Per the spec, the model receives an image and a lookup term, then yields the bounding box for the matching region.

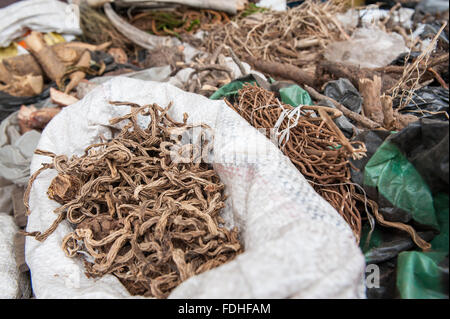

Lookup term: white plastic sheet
[324,26,408,69]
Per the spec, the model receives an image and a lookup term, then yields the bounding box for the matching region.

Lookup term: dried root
[205,0,348,71]
[23,102,242,298]
[227,84,431,250]
[227,84,365,241]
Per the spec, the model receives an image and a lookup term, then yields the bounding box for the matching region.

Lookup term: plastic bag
[416,0,449,14]
[320,78,363,137]
[389,51,422,66]
[257,0,287,11]
[394,87,449,121]
[324,27,408,68]
[279,84,313,107]
[324,78,363,114]
[352,121,449,299]
[397,251,448,299]
[336,7,415,30]
[25,78,366,298]
[351,119,448,225]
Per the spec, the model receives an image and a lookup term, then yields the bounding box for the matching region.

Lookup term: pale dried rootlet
[23,102,243,298]
[205,0,349,72]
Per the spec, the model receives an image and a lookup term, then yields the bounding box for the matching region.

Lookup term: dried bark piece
[394,112,419,130]
[244,55,315,87]
[359,75,384,125]
[107,47,127,64]
[18,105,37,134]
[27,108,61,130]
[64,50,91,94]
[0,74,43,97]
[0,41,110,86]
[381,94,395,130]
[48,174,82,205]
[24,31,66,87]
[50,88,79,106]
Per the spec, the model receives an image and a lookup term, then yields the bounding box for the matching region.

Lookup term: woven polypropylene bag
[25,78,366,298]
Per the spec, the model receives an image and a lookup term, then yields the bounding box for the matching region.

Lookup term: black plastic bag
[394,87,449,121]
[389,51,422,66]
[324,78,363,114]
[0,85,53,122]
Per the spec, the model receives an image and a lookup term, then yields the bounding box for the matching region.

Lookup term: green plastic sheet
[279,85,313,107]
[210,78,313,109]
[362,137,448,299]
[209,79,256,100]
[397,251,448,299]
[364,141,439,229]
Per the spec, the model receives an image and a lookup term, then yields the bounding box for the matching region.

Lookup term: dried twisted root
[23,102,242,298]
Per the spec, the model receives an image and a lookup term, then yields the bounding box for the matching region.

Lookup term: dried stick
[359,76,384,125]
[24,31,66,87]
[304,85,382,129]
[244,55,315,87]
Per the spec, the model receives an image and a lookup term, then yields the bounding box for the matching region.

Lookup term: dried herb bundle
[226,84,365,240]
[226,84,433,251]
[23,102,242,298]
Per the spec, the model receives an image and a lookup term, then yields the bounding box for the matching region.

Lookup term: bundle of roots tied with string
[23,102,242,298]
[226,83,431,250]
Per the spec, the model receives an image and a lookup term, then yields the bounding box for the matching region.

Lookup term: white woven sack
[0,0,82,47]
[25,78,366,298]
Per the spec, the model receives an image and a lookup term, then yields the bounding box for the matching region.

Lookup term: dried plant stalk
[23,102,242,298]
[389,22,448,109]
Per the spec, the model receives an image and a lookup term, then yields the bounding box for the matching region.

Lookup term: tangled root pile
[24,102,242,298]
[226,84,366,241]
